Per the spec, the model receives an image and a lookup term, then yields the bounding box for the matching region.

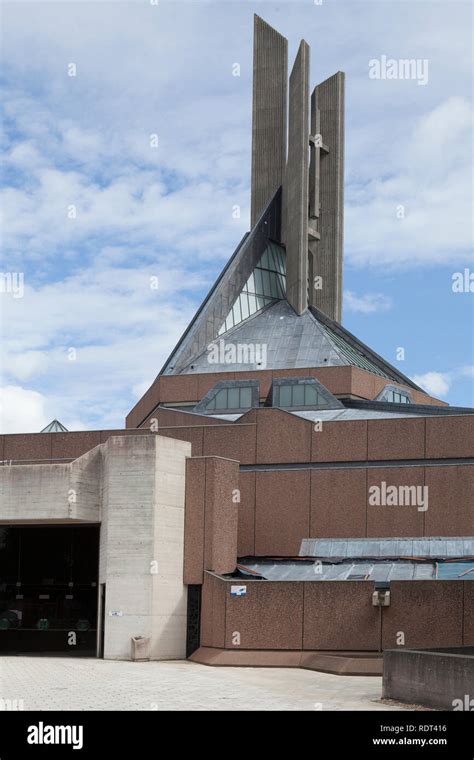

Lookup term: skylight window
[218,242,286,335]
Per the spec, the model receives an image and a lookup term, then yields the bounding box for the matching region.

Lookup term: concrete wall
[3,410,472,557]
[0,446,102,523]
[200,575,474,652]
[100,435,191,660]
[184,456,239,584]
[383,649,474,709]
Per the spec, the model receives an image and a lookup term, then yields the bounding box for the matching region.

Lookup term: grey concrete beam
[250,15,288,228]
[309,72,345,322]
[283,40,310,315]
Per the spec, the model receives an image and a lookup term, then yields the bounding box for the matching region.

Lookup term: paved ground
[0,657,409,711]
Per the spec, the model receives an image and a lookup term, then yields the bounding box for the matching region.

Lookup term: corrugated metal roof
[235,559,474,581]
[299,537,474,559]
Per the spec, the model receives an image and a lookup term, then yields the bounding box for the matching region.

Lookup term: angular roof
[172,297,420,389]
[40,419,68,433]
[299,537,474,560]
[233,558,474,582]
[158,186,421,390]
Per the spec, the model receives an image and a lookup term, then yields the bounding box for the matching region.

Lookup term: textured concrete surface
[200,575,472,654]
[367,418,425,461]
[310,468,367,537]
[224,582,304,650]
[283,40,310,315]
[251,15,287,227]
[425,415,474,458]
[100,435,191,661]
[366,466,425,538]
[311,418,368,461]
[255,469,310,555]
[425,465,474,536]
[383,649,474,710]
[310,73,345,321]
[0,656,407,711]
[382,582,465,650]
[0,449,101,523]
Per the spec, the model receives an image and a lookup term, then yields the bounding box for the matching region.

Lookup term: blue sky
[1,0,473,433]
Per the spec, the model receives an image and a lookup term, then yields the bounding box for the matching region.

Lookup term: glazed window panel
[227,387,240,409]
[292,384,305,406]
[214,389,228,409]
[239,387,252,408]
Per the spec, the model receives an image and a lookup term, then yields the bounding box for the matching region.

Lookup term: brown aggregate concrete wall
[3,414,473,554]
[256,409,311,463]
[238,471,256,556]
[200,572,226,648]
[225,582,304,649]
[183,456,239,585]
[424,466,474,536]
[426,416,474,458]
[366,467,426,538]
[203,423,256,465]
[200,574,474,653]
[312,419,367,461]
[382,582,466,650]
[125,366,442,429]
[303,582,379,651]
[3,428,150,465]
[255,470,310,555]
[7,405,464,470]
[464,583,474,643]
[310,468,367,537]
[367,418,425,460]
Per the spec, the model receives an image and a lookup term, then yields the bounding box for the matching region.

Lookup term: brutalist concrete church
[1,16,473,673]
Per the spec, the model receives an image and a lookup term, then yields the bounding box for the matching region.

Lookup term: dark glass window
[275,382,328,408]
[204,385,254,412]
[0,525,99,655]
[385,389,411,404]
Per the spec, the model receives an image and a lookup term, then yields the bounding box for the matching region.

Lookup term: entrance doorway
[0,525,99,655]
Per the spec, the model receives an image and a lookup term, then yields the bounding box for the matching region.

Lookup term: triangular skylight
[40,419,68,433]
[218,242,286,335]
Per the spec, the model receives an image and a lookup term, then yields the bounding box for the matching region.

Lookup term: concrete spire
[250,15,288,227]
[282,40,310,315]
[309,72,345,322]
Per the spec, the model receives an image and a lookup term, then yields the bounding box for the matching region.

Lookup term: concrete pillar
[309,72,345,322]
[99,435,191,660]
[283,40,310,315]
[250,15,288,228]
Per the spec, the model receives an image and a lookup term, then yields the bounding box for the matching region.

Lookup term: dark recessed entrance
[0,525,99,655]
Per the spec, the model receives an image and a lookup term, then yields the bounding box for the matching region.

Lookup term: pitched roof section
[172,297,421,390]
[40,419,68,433]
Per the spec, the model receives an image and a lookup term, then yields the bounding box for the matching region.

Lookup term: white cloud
[0,386,49,434]
[344,290,392,314]
[345,96,473,269]
[412,372,451,398]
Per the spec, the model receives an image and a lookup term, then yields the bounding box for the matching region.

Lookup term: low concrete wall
[383,648,474,710]
[200,574,474,653]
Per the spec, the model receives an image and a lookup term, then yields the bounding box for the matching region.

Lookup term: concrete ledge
[383,648,474,709]
[189,647,382,675]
